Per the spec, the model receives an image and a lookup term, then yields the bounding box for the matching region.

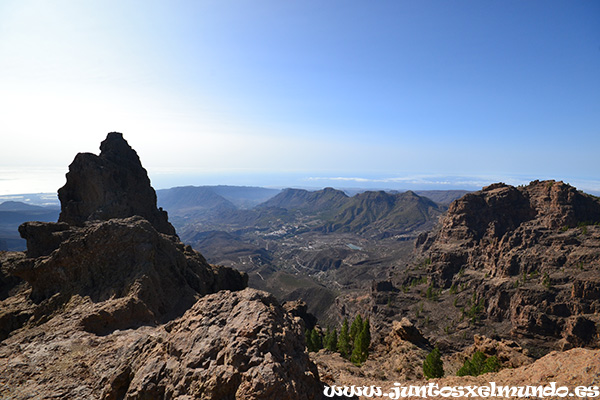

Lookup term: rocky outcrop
[57,132,176,236]
[0,289,322,400]
[458,335,532,369]
[283,300,318,331]
[0,132,324,399]
[415,180,600,351]
[11,216,247,333]
[389,317,429,347]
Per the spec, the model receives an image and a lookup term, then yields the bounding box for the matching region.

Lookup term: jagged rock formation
[444,334,532,374]
[58,132,176,236]
[415,180,600,350]
[12,216,246,334]
[0,289,322,399]
[0,288,322,399]
[0,132,324,399]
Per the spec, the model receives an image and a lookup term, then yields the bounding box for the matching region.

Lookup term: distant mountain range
[0,185,466,252]
[323,190,442,236]
[258,187,444,237]
[156,185,467,239]
[258,187,349,215]
[156,185,281,215]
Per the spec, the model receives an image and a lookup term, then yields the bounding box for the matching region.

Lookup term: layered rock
[415,180,600,350]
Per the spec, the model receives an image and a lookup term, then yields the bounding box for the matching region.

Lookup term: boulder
[390,317,429,347]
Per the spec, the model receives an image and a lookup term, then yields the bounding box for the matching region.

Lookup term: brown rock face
[415,180,600,351]
[283,300,318,330]
[10,216,247,333]
[0,289,323,400]
[104,289,322,400]
[390,317,429,347]
[57,132,176,236]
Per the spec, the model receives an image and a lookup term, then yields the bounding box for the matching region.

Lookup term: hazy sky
[1,0,599,195]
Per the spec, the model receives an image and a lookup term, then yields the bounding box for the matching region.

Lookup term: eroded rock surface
[58,132,176,236]
[415,180,600,350]
[0,289,322,400]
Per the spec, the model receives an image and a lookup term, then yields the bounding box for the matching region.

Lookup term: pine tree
[349,314,363,343]
[337,318,351,358]
[363,318,371,354]
[325,327,338,352]
[311,328,323,351]
[305,329,314,352]
[423,347,444,379]
[324,326,332,350]
[350,319,371,365]
[482,356,501,374]
[457,351,501,376]
[350,329,365,365]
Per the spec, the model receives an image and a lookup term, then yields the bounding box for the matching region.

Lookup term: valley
[156,185,453,323]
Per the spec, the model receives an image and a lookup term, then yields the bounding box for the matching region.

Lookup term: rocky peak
[9,132,248,334]
[523,180,600,229]
[58,132,176,236]
[429,180,600,245]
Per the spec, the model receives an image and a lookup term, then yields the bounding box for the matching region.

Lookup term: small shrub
[457,351,501,376]
[465,293,485,324]
[542,272,551,289]
[425,284,440,301]
[449,283,458,295]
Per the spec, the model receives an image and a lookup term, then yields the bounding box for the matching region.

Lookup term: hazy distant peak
[0,200,45,212]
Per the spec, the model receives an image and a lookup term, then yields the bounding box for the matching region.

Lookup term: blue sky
[1,0,599,195]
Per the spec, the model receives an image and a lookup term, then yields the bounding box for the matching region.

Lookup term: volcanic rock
[415,180,600,350]
[57,132,176,236]
[283,299,318,330]
[390,317,429,347]
[455,335,532,370]
[0,289,322,400]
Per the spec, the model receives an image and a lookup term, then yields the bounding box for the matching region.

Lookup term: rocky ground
[326,181,600,356]
[312,320,600,399]
[313,347,600,399]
